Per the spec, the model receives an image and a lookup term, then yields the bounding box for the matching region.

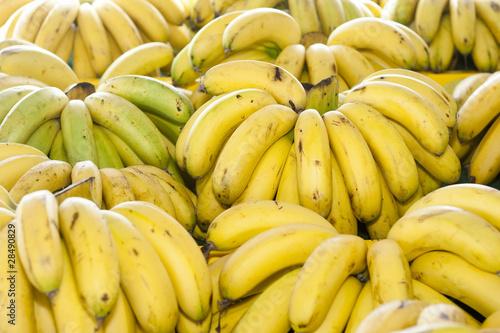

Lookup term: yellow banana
[48,129,68,162]
[416,162,442,196]
[0,207,15,229]
[177,309,212,333]
[25,118,61,156]
[72,26,98,80]
[468,115,500,185]
[102,288,136,333]
[380,0,418,25]
[449,0,476,55]
[99,167,135,209]
[413,0,449,43]
[288,0,322,35]
[275,43,306,79]
[12,0,57,43]
[54,22,76,64]
[329,44,375,87]
[92,124,125,169]
[33,288,56,333]
[475,0,500,44]
[0,0,32,27]
[97,126,145,167]
[54,176,98,206]
[147,0,187,26]
[471,17,499,72]
[428,14,455,73]
[390,21,430,71]
[452,72,492,110]
[0,84,40,124]
[482,310,500,329]
[71,160,102,208]
[275,142,300,205]
[315,0,346,36]
[0,154,50,191]
[190,0,215,29]
[344,280,374,333]
[394,184,424,217]
[305,43,337,86]
[209,294,260,333]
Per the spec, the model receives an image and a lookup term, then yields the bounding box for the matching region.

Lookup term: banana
[0,86,68,144]
[468,114,500,185]
[54,176,98,206]
[25,118,61,156]
[200,60,307,112]
[329,44,375,87]
[0,3,30,40]
[0,0,32,27]
[97,126,145,167]
[355,299,429,333]
[0,142,47,162]
[288,0,322,35]
[449,0,475,55]
[84,91,168,169]
[93,124,125,169]
[145,112,183,144]
[51,239,102,332]
[9,159,72,203]
[212,104,298,206]
[410,250,500,318]
[0,207,15,228]
[0,154,50,194]
[390,21,430,71]
[339,101,419,202]
[0,45,78,91]
[147,0,187,26]
[390,121,461,185]
[15,189,62,296]
[315,0,346,36]
[452,72,492,110]
[171,45,205,88]
[101,287,135,333]
[471,18,499,72]
[101,210,178,332]
[208,254,231,312]
[209,294,260,333]
[388,205,500,274]
[341,0,365,20]
[380,0,418,25]
[395,184,424,217]
[305,43,337,86]
[0,84,40,124]
[218,223,339,301]
[475,0,500,44]
[416,162,442,196]
[323,109,382,223]
[99,168,135,209]
[367,238,413,307]
[305,75,339,115]
[97,75,194,125]
[48,129,67,162]
[109,0,169,42]
[482,310,500,329]
[417,303,470,326]
[60,99,98,167]
[92,0,143,54]
[363,73,456,129]
[221,8,302,53]
[177,309,212,333]
[12,0,57,43]
[54,22,76,64]
[0,74,48,92]
[232,268,301,332]
[343,80,449,156]
[110,200,212,322]
[204,199,337,254]
[166,21,191,54]
[33,0,79,53]
[413,0,449,43]
[326,17,416,69]
[231,131,292,206]
[428,13,455,73]
[294,108,332,217]
[190,0,215,29]
[344,280,374,333]
[274,142,300,205]
[72,26,98,80]
[71,160,102,208]
[33,288,57,333]
[289,234,368,332]
[59,197,120,321]
[275,43,306,79]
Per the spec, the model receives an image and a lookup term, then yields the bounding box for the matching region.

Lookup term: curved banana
[0,0,32,27]
[71,160,102,208]
[58,197,120,320]
[0,154,50,191]
[413,0,449,43]
[288,0,322,35]
[211,104,298,206]
[0,84,40,123]
[0,142,47,162]
[25,118,61,156]
[111,200,212,322]
[416,163,442,196]
[54,22,76,64]
[344,80,449,156]
[452,72,492,110]
[218,223,338,301]
[209,294,260,333]
[102,210,178,332]
[482,310,500,329]
[221,8,301,53]
[147,0,187,26]
[329,44,375,87]
[92,124,125,169]
[339,101,419,202]
[199,60,307,112]
[12,0,57,43]
[97,126,145,167]
[98,42,174,84]
[468,115,500,185]
[367,238,413,307]
[344,280,374,333]
[190,0,215,29]
[275,43,306,80]
[99,167,135,209]
[275,141,300,204]
[390,21,430,71]
[323,109,382,223]
[289,234,368,332]
[295,108,332,217]
[0,3,30,40]
[315,0,346,36]
[72,27,98,80]
[380,0,418,25]
[0,45,78,90]
[341,0,365,21]
[306,43,338,85]
[417,303,469,326]
[177,309,212,333]
[449,0,476,55]
[101,288,135,333]
[475,0,500,44]
[471,18,499,72]
[32,288,57,333]
[48,129,67,162]
[410,250,500,318]
[387,205,500,273]
[428,14,455,73]
[204,199,337,254]
[0,207,15,229]
[326,17,416,69]
[395,184,424,217]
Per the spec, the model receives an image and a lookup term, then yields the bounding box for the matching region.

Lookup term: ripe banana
[71,160,103,208]
[222,8,301,53]
[475,0,500,44]
[32,288,57,333]
[177,309,212,333]
[204,199,337,254]
[289,234,368,332]
[471,18,499,72]
[428,14,455,73]
[343,80,449,156]
[0,207,15,229]
[410,250,500,318]
[12,0,57,43]
[344,280,374,333]
[323,109,382,223]
[0,0,32,27]
[329,44,375,87]
[16,190,62,296]
[413,0,449,43]
[101,288,136,333]
[0,84,40,123]
[326,17,416,69]
[199,60,307,112]
[99,167,135,209]
[98,42,174,84]
[72,27,98,80]
[97,126,145,167]
[93,124,125,169]
[288,0,322,35]
[449,0,476,55]
[416,163,442,196]
[48,129,67,162]
[468,115,500,185]
[54,22,76,64]
[25,118,61,156]
[211,103,297,206]
[97,75,194,125]
[390,21,430,71]
[209,294,260,333]
[111,200,212,322]
[218,223,339,301]
[274,43,306,80]
[84,91,168,168]
[380,0,418,25]
[102,210,178,332]
[452,72,492,110]
[54,176,97,206]
[388,205,500,274]
[339,101,419,202]
[315,0,346,36]
[0,154,50,191]
[306,43,338,85]
[275,142,300,205]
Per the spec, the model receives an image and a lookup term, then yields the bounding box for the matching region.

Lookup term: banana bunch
[381,0,500,72]
[0,186,211,332]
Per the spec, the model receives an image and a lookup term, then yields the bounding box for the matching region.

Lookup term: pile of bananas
[380,0,500,72]
[0,75,193,175]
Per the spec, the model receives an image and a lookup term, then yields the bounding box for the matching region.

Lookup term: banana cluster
[205,184,500,332]
[0,0,189,81]
[380,0,500,72]
[0,186,211,332]
[0,74,194,173]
